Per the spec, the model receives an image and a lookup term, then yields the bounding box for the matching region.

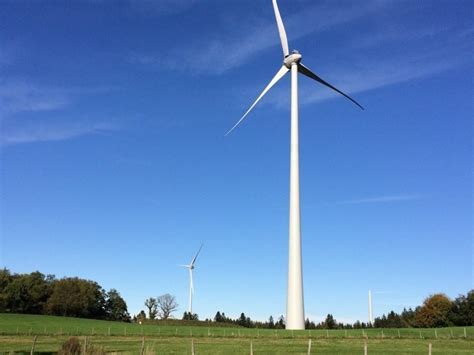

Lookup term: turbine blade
[298,63,364,110]
[190,243,203,266]
[272,0,289,57]
[225,65,289,135]
[178,264,190,268]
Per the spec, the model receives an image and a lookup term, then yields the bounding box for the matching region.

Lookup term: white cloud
[129,0,197,16]
[130,0,385,75]
[1,121,116,145]
[338,195,422,205]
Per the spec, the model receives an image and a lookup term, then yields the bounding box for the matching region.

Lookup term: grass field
[1,314,473,353]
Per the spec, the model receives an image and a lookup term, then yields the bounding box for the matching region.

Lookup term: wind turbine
[180,244,203,315]
[226,0,363,330]
[368,290,373,325]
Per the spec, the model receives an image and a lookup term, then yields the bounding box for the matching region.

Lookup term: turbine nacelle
[284,50,302,68]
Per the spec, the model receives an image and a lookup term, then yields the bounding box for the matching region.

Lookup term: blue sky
[1,0,472,324]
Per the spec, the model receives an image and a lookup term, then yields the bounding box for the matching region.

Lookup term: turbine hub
[284,50,302,68]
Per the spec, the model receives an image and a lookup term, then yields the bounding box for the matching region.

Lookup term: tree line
[0,269,130,321]
[372,292,473,328]
[136,291,473,329]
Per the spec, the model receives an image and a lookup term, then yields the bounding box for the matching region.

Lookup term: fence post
[307,339,312,355]
[381,330,384,339]
[345,329,347,338]
[464,327,467,338]
[208,328,210,337]
[108,327,110,336]
[250,341,253,355]
[326,330,328,338]
[435,329,437,339]
[191,339,195,355]
[419,330,422,339]
[30,335,37,355]
[175,328,178,336]
[83,336,88,354]
[398,329,400,338]
[364,339,367,355]
[450,328,453,338]
[140,337,145,355]
[428,343,432,355]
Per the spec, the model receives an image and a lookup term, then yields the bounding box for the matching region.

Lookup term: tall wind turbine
[368,290,373,325]
[180,244,203,314]
[226,0,363,330]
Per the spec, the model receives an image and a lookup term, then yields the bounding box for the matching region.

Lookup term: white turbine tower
[180,244,203,314]
[368,290,373,325]
[226,0,363,330]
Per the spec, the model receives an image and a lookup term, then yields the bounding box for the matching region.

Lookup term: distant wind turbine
[368,290,373,325]
[179,244,203,314]
[226,0,363,330]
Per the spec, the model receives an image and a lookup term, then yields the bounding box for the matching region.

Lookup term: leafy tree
[448,290,474,326]
[144,297,158,320]
[105,289,130,322]
[4,271,53,314]
[415,294,452,327]
[45,278,106,319]
[156,294,178,319]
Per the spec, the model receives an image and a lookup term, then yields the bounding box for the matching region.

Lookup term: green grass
[0,314,473,353]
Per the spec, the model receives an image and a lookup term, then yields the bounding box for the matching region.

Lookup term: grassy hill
[1,313,473,353]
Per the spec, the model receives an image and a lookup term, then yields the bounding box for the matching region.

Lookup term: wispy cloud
[1,121,116,146]
[129,0,197,16]
[0,79,116,117]
[130,0,385,75]
[337,194,423,205]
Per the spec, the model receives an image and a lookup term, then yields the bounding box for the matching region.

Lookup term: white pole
[428,343,432,355]
[286,61,305,330]
[188,268,193,314]
[307,339,312,355]
[368,290,373,325]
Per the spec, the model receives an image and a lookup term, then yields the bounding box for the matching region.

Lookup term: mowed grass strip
[1,336,474,354]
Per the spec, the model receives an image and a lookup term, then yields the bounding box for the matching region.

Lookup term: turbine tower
[226,0,363,330]
[180,244,203,314]
[368,290,373,325]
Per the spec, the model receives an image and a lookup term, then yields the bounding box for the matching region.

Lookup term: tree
[401,307,417,327]
[105,289,130,322]
[448,290,474,326]
[415,294,452,327]
[238,313,247,327]
[183,312,199,321]
[137,310,147,323]
[324,314,336,329]
[276,315,285,329]
[268,316,275,329]
[144,297,158,320]
[214,311,223,322]
[156,294,178,319]
[3,271,53,314]
[45,278,106,319]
